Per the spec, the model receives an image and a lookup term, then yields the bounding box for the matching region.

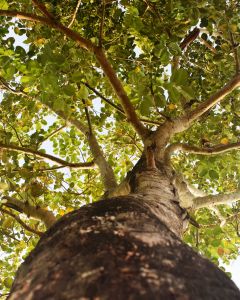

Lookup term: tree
[0,0,240,298]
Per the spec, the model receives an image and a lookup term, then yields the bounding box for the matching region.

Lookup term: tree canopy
[0,0,240,296]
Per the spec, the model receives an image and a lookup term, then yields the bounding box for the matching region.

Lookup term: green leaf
[78,85,89,99]
[63,85,76,96]
[209,170,219,180]
[171,69,189,85]
[199,168,208,177]
[0,0,8,9]
[168,42,181,55]
[139,96,153,116]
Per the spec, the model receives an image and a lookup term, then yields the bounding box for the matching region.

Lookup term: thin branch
[99,0,105,47]
[82,99,92,135]
[7,123,24,147]
[83,82,162,125]
[229,31,240,74]
[68,0,81,28]
[39,124,66,144]
[0,207,43,236]
[199,37,217,54]
[2,196,56,228]
[164,141,240,164]
[173,74,240,133]
[32,0,55,20]
[193,190,240,210]
[0,142,95,169]
[0,76,26,95]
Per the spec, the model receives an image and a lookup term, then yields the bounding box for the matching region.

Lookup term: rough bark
[7,170,240,300]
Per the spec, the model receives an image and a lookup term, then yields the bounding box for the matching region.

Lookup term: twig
[199,37,217,54]
[229,31,240,74]
[7,123,24,147]
[39,124,66,144]
[0,207,43,236]
[68,0,81,28]
[99,0,105,47]
[82,99,92,135]
[0,76,26,95]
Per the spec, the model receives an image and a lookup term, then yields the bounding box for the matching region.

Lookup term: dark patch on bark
[8,195,240,300]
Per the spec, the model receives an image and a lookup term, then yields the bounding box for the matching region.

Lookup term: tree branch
[2,196,56,228]
[0,142,95,169]
[193,190,240,210]
[173,74,240,133]
[94,47,150,140]
[0,207,43,236]
[164,141,240,164]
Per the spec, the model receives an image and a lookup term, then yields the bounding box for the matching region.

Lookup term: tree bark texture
[7,170,240,300]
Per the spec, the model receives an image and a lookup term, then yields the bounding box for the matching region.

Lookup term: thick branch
[2,196,56,228]
[0,142,95,169]
[165,141,240,164]
[0,10,94,50]
[173,74,240,133]
[46,106,118,192]
[94,47,150,140]
[193,191,240,210]
[0,207,43,236]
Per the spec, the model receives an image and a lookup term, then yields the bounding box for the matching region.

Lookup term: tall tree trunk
[8,170,240,300]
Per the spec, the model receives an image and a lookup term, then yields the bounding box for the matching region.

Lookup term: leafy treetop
[0,0,240,295]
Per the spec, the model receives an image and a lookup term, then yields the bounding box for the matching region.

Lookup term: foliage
[0,0,240,296]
